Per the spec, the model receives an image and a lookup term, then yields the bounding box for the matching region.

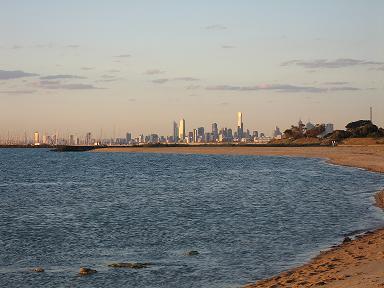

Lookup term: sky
[0,0,383,139]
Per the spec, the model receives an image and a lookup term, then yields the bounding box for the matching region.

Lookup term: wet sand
[93,145,384,287]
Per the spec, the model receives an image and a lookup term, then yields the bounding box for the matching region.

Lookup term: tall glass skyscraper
[178,118,185,142]
[237,112,243,139]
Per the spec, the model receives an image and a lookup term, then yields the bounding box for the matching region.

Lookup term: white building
[178,118,185,142]
[34,131,40,145]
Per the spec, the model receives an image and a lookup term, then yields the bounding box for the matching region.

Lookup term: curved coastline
[92,145,384,287]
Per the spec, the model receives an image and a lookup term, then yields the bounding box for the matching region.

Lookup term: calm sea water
[0,149,383,288]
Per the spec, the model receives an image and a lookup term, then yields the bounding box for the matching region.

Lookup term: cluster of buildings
[12,112,333,146]
[170,113,272,144]
[28,112,273,146]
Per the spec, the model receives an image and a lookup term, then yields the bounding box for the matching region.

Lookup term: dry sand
[93,145,384,287]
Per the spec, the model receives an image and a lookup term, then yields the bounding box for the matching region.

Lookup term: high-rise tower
[237,112,243,139]
[173,121,179,142]
[178,118,185,142]
[212,123,218,142]
[33,131,40,145]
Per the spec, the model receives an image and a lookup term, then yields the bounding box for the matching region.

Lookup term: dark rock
[31,267,44,273]
[185,250,199,256]
[343,236,352,244]
[108,262,151,269]
[79,267,97,276]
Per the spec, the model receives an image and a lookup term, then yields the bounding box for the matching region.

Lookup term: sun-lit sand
[93,144,384,287]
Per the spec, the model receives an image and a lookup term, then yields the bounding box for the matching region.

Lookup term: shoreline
[93,145,384,287]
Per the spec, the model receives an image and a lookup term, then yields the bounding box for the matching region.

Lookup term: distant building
[197,127,204,142]
[85,132,92,145]
[325,123,334,134]
[126,132,132,143]
[187,131,193,143]
[237,112,243,139]
[69,135,75,145]
[205,132,211,142]
[193,129,198,142]
[173,121,178,142]
[33,131,39,145]
[227,128,233,141]
[306,121,315,130]
[273,126,282,138]
[149,134,159,143]
[179,118,185,142]
[212,123,218,142]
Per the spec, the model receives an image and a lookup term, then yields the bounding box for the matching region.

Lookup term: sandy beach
[93,144,384,287]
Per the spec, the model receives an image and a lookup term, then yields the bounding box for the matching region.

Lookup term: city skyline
[0,1,383,137]
[2,111,339,146]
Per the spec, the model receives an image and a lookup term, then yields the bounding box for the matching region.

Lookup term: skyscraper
[237,112,243,139]
[193,129,198,143]
[178,118,185,142]
[173,121,178,142]
[212,123,218,142]
[197,127,204,142]
[126,132,132,143]
[85,132,92,145]
[33,131,39,145]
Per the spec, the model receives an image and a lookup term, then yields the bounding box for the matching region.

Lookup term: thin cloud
[186,84,201,90]
[204,24,227,30]
[282,58,384,69]
[0,89,36,94]
[100,74,115,79]
[144,69,165,75]
[152,77,200,84]
[107,69,120,73]
[96,75,122,82]
[206,83,361,93]
[173,77,199,81]
[114,54,131,58]
[66,45,80,48]
[40,80,60,85]
[59,83,103,90]
[329,86,360,91]
[323,81,349,85]
[34,43,54,49]
[38,81,103,90]
[152,78,169,84]
[0,70,38,80]
[40,74,86,80]
[221,45,235,49]
[81,67,94,70]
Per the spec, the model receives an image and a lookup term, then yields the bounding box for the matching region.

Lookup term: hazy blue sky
[0,0,383,138]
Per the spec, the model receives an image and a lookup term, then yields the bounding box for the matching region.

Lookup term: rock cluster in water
[185,250,199,256]
[79,267,97,276]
